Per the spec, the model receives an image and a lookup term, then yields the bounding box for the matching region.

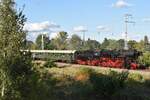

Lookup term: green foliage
[128,40,137,50]
[77,67,94,75]
[126,73,149,90]
[128,73,143,82]
[25,68,58,100]
[126,73,144,87]
[144,36,149,46]
[101,38,110,49]
[20,66,150,100]
[112,87,150,100]
[83,38,100,50]
[90,70,128,99]
[100,38,124,50]
[138,51,150,67]
[69,34,82,50]
[143,35,150,51]
[44,60,57,68]
[0,0,34,99]
[134,40,145,51]
[106,39,118,50]
[35,34,51,50]
[53,76,93,100]
[75,68,94,81]
[117,39,125,50]
[144,80,150,88]
[52,31,68,50]
[25,40,36,50]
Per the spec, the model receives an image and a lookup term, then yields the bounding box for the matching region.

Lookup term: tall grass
[20,66,150,100]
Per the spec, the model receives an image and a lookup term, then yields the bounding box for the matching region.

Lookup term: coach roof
[23,50,77,54]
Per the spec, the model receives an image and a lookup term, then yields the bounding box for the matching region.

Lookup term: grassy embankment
[33,63,150,100]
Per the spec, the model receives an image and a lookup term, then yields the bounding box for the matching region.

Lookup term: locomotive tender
[26,49,142,69]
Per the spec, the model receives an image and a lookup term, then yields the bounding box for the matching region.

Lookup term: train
[23,49,142,69]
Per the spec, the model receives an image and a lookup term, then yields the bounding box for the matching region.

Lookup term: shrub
[89,70,128,99]
[64,81,93,100]
[126,73,144,87]
[128,73,144,82]
[144,80,150,88]
[112,87,150,100]
[27,70,57,100]
[44,60,57,68]
[138,51,150,68]
[75,67,94,81]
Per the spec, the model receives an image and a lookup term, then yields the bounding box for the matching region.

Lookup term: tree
[35,34,51,50]
[52,31,68,50]
[25,40,36,49]
[83,38,100,50]
[0,0,33,99]
[101,38,119,50]
[144,35,150,51]
[134,40,145,51]
[144,35,149,45]
[105,39,118,50]
[138,51,150,67]
[117,39,125,50]
[69,34,82,50]
[101,38,110,49]
[128,40,137,50]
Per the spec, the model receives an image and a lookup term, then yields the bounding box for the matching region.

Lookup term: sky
[16,0,150,42]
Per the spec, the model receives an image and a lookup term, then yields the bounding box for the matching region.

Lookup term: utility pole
[124,14,135,50]
[82,31,86,46]
[41,32,48,50]
[83,32,85,42]
[41,34,44,50]
[97,32,101,42]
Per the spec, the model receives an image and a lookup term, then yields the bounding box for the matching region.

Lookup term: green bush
[128,73,143,82]
[89,70,128,99]
[144,80,150,88]
[76,67,94,76]
[126,73,144,87]
[138,51,150,68]
[44,60,57,68]
[62,81,93,100]
[27,70,58,100]
[75,67,94,82]
[112,87,150,100]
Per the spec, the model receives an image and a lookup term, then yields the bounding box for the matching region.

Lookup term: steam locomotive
[26,49,142,69]
[75,50,142,69]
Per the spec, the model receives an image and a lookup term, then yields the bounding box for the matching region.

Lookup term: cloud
[26,32,41,41]
[121,32,143,41]
[50,32,59,39]
[96,25,109,32]
[121,32,130,40]
[73,26,88,32]
[142,18,150,22]
[24,21,60,32]
[112,0,131,8]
